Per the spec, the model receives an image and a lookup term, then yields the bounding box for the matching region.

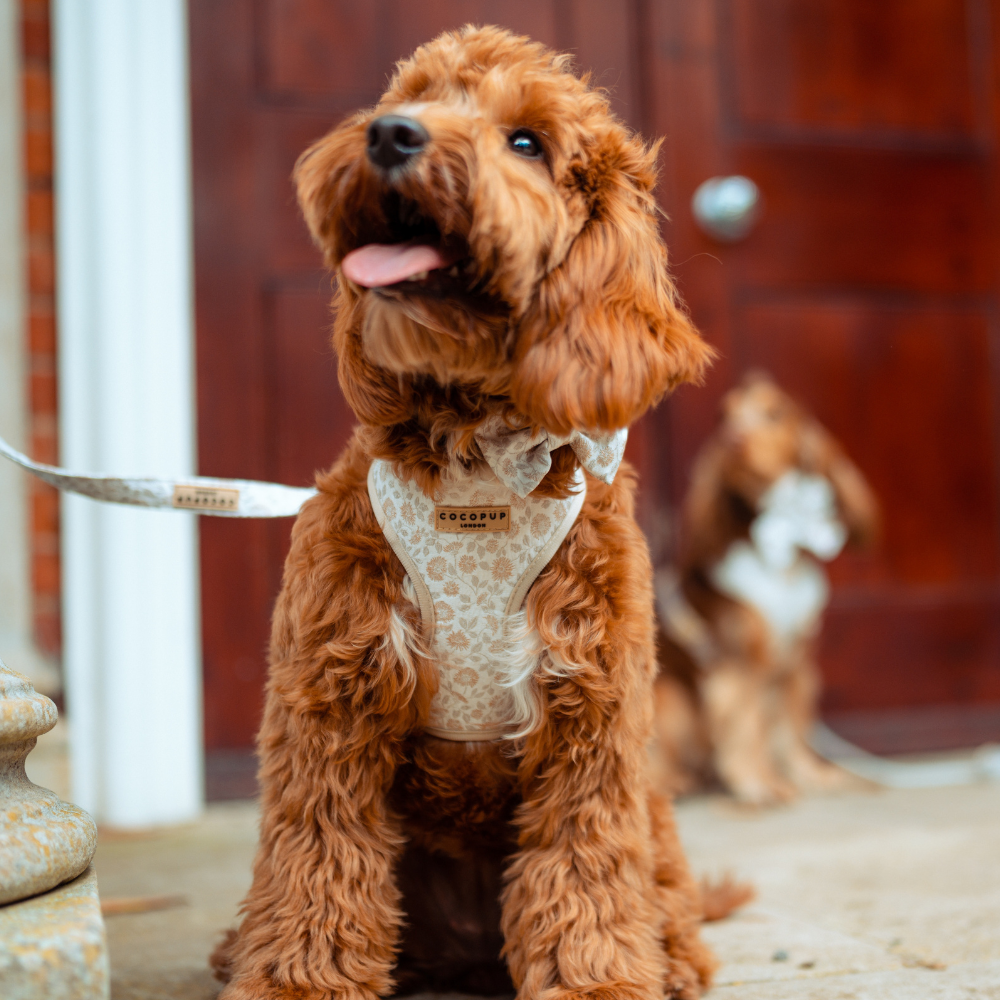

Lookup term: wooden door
[650,0,1000,748]
[191,1,1000,791]
[188,2,653,793]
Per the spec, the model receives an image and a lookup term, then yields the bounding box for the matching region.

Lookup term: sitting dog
[212,26,729,1000]
[653,372,879,805]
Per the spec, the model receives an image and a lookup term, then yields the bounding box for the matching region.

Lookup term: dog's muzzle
[366,115,429,169]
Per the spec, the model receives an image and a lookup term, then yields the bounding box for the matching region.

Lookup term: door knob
[691,175,761,242]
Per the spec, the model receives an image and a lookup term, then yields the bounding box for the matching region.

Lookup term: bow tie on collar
[473,415,628,499]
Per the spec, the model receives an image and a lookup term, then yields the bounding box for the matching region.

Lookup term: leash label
[172,485,240,512]
[434,505,510,532]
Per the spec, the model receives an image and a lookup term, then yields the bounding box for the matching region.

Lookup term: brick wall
[21,0,60,662]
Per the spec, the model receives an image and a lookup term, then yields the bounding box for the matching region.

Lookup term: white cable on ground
[811,721,1000,789]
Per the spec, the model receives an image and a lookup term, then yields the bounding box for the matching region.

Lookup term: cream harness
[367,422,627,741]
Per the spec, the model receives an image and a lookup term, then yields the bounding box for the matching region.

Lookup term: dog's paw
[789,757,875,795]
[729,773,797,807]
[217,978,302,1000]
[664,940,719,999]
[218,976,379,1000]
[209,928,238,983]
[538,982,665,1000]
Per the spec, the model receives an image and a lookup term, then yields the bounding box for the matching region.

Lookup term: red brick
[21,2,51,63]
[24,0,60,660]
[29,313,56,353]
[27,247,54,294]
[30,428,59,465]
[33,535,59,558]
[30,412,58,443]
[34,611,62,658]
[30,351,54,376]
[29,431,58,465]
[28,292,54,319]
[25,189,53,234]
[32,486,60,533]
[23,128,52,176]
[22,65,51,116]
[29,370,57,414]
[32,552,60,593]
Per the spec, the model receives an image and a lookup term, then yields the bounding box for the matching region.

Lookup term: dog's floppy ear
[510,136,713,436]
[798,418,880,548]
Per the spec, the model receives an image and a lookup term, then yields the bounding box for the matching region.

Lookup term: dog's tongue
[341,242,451,288]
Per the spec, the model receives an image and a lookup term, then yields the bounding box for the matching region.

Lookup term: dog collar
[473,415,627,499]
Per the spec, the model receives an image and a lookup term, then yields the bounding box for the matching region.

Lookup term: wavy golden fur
[213,25,723,1000]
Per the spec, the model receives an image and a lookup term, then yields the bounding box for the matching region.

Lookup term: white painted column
[53,0,202,826]
[0,0,60,696]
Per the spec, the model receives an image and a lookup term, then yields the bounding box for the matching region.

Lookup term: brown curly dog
[213,25,729,1000]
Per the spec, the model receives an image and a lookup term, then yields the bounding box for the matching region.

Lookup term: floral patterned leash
[0,434,316,518]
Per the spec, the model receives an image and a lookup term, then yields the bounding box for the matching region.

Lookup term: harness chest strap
[367,460,586,741]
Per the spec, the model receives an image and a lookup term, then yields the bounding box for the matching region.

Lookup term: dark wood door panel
[258,0,395,101]
[723,0,986,143]
[193,0,1000,759]
[729,148,993,293]
[201,518,290,747]
[266,282,353,485]
[257,0,561,104]
[254,0,639,121]
[257,112,348,273]
[822,597,1000,712]
[735,297,1000,588]
[646,0,1000,732]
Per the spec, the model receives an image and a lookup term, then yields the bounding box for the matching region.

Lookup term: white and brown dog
[653,372,879,806]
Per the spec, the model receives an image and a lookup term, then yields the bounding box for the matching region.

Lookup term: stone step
[0,864,109,999]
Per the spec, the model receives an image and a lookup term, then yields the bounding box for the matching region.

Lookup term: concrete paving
[94,804,257,1000]
[24,722,1000,999]
[682,785,1000,998]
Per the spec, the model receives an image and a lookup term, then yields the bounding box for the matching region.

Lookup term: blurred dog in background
[653,372,879,806]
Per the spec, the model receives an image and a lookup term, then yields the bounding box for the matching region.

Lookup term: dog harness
[367,420,628,741]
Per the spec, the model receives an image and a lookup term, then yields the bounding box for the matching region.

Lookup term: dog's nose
[366,115,429,169]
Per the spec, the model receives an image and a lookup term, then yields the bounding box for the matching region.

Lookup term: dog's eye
[508,129,543,159]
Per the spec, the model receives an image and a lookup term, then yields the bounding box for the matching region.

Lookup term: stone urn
[0,659,97,904]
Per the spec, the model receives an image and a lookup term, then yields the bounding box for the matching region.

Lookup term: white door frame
[53,0,203,826]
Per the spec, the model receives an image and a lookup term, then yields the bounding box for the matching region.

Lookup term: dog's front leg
[501,608,707,999]
[498,483,717,1000]
[218,709,408,1000]
[217,485,425,1000]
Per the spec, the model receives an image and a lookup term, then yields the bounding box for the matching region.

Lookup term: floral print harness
[367,460,586,740]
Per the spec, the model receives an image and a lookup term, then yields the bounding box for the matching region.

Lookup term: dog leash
[0,434,316,517]
[8,433,1000,787]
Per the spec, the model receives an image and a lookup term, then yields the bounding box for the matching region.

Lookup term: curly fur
[653,372,880,806]
[213,25,723,1000]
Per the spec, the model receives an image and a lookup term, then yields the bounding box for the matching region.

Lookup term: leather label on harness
[434,505,511,532]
